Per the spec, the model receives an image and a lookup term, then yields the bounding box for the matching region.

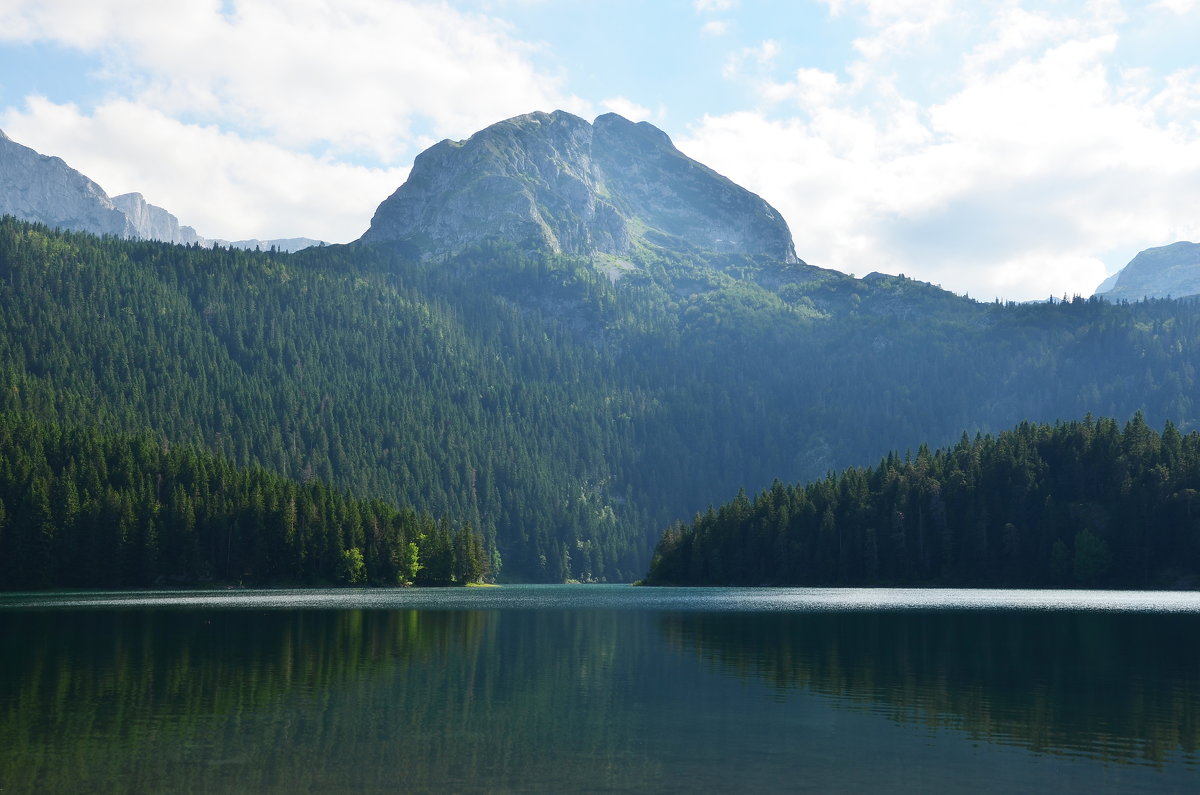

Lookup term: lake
[2,586,1198,793]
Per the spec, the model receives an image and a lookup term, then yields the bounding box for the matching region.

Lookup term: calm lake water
[2,586,1199,793]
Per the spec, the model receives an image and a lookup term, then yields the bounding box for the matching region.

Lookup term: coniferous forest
[4,215,1200,585]
[644,415,1200,588]
[0,412,488,588]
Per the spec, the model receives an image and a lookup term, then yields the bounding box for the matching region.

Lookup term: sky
[1,1,1199,301]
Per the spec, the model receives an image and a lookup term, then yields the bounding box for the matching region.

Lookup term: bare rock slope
[0,129,134,239]
[361,110,799,266]
[1,129,319,252]
[1096,242,1200,301]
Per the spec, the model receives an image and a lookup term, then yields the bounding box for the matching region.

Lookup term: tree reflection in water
[659,608,1200,766]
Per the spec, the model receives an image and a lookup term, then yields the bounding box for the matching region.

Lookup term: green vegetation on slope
[0,219,650,581]
[5,216,1200,583]
[644,415,1200,588]
[0,412,488,588]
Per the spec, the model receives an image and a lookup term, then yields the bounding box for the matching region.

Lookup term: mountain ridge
[360,110,800,271]
[0,127,135,239]
[0,128,321,252]
[1096,241,1200,301]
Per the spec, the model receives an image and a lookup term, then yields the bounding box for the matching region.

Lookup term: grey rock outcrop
[1,128,135,238]
[2,128,321,252]
[360,110,799,265]
[1093,270,1121,296]
[111,192,204,245]
[1095,242,1200,301]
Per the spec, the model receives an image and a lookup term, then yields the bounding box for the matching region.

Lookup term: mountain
[361,111,799,274]
[101,189,322,251]
[216,237,324,253]
[6,111,1200,585]
[0,128,135,238]
[111,192,204,245]
[1,128,320,252]
[1094,270,1121,295]
[1095,241,1200,301]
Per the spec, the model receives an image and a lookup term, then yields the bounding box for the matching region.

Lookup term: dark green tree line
[644,415,1200,588]
[0,412,488,589]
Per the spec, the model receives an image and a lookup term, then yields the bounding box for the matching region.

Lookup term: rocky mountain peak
[1096,241,1200,301]
[592,112,673,151]
[360,110,799,266]
[1,129,320,251]
[112,192,204,245]
[1,129,135,238]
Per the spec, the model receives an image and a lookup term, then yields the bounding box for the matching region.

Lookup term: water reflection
[660,609,1200,767]
[2,590,1199,793]
[0,607,665,793]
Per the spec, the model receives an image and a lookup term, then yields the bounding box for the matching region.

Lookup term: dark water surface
[2,586,1198,793]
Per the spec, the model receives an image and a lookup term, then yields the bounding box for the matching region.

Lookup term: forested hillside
[0,412,487,589]
[0,219,649,581]
[643,415,1200,588]
[4,216,1200,582]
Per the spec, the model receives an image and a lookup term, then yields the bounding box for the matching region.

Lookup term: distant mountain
[1095,241,1200,301]
[1094,270,1121,295]
[1,128,320,252]
[215,237,324,253]
[0,128,135,238]
[361,111,799,271]
[111,192,204,245]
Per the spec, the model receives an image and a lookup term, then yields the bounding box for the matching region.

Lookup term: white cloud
[1150,67,1200,121]
[1153,0,1196,13]
[695,0,738,12]
[2,96,407,242]
[2,0,1197,302]
[0,1,581,162]
[602,97,652,122]
[963,6,1092,72]
[818,0,958,60]
[0,0,584,240]
[761,67,846,108]
[722,39,782,80]
[682,5,1200,301]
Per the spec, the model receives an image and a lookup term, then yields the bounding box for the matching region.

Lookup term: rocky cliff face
[111,192,204,245]
[1096,242,1200,301]
[360,111,799,265]
[0,129,134,238]
[2,129,320,252]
